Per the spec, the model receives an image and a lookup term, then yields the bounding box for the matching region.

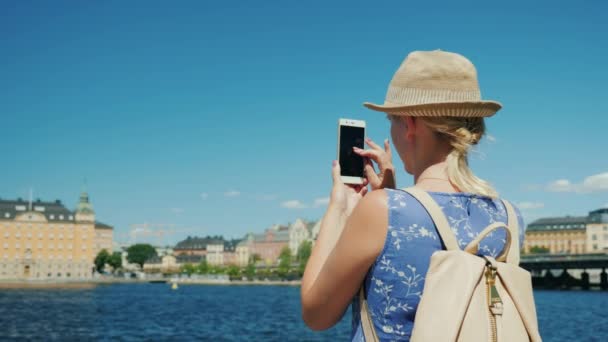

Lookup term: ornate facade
[0,191,113,280]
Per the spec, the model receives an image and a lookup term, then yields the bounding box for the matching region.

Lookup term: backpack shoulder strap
[501,199,521,265]
[402,187,460,250]
[359,287,379,342]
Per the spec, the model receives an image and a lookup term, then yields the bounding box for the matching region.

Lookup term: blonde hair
[421,116,498,198]
[389,114,498,198]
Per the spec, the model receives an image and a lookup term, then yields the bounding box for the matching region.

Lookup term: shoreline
[0,278,302,289]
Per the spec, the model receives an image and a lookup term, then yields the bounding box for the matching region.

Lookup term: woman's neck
[414,161,460,193]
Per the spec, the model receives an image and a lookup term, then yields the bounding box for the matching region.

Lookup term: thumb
[332,160,343,185]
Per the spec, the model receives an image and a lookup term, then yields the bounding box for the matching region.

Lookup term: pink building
[246,225,290,264]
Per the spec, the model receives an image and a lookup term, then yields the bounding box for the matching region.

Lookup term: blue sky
[1,1,607,245]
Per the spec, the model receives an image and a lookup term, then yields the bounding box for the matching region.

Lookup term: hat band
[385,86,482,105]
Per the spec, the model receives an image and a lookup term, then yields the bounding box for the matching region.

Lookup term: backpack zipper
[485,263,503,342]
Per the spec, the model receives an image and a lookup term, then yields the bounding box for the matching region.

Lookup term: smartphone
[337,118,366,184]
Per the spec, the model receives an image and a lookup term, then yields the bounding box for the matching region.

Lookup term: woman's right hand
[353,137,396,190]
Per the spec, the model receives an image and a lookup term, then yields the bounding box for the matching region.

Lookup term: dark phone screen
[339,125,365,178]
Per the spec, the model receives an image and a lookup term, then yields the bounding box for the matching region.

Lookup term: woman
[300,50,525,341]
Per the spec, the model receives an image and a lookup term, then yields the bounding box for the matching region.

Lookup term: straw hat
[364,50,502,117]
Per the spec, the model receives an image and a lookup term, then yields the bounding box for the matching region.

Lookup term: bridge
[520,254,608,290]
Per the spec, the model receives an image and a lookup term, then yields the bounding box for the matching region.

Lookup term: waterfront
[0,284,606,341]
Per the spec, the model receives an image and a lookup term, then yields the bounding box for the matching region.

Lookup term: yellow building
[524,216,587,254]
[586,208,608,253]
[0,191,112,280]
[94,222,114,256]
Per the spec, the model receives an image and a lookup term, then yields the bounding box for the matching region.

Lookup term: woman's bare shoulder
[346,189,390,257]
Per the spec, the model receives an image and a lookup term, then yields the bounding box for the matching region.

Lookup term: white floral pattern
[351,189,525,342]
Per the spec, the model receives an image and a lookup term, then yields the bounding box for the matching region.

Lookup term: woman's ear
[405,116,416,142]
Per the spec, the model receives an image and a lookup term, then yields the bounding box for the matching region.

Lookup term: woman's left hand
[329,160,368,217]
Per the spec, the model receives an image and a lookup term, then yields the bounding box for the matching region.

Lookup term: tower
[75,186,95,223]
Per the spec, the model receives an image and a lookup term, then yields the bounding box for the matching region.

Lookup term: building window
[50,215,54,220]
[593,244,598,250]
[592,234,597,241]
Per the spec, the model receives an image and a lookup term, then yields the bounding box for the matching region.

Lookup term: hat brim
[363,100,502,117]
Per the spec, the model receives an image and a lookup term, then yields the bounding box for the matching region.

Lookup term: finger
[353,147,381,161]
[360,186,369,197]
[331,160,342,185]
[361,177,369,187]
[365,137,383,152]
[384,139,392,158]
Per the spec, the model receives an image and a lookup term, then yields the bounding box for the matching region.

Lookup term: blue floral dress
[350,189,525,341]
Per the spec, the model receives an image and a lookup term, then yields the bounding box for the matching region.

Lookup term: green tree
[107,252,123,272]
[278,246,292,278]
[94,249,110,273]
[126,244,157,269]
[244,261,256,280]
[180,263,196,275]
[296,240,313,275]
[197,260,209,274]
[227,265,240,278]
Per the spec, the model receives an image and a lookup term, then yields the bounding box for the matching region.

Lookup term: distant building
[222,239,241,266]
[206,243,224,266]
[173,236,223,257]
[289,219,317,255]
[245,224,290,265]
[94,221,114,256]
[173,236,242,266]
[143,255,178,272]
[525,215,587,254]
[0,190,113,280]
[525,208,608,255]
[586,208,608,253]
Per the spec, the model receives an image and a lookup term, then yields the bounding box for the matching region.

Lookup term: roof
[588,208,608,224]
[527,216,587,232]
[0,198,74,223]
[95,221,113,230]
[224,239,242,252]
[174,236,224,250]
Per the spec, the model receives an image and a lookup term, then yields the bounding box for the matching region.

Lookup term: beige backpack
[359,187,542,342]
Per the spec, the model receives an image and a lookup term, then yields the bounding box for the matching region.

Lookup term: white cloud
[170,207,185,214]
[200,193,209,200]
[224,190,241,197]
[313,197,330,207]
[546,179,575,192]
[546,172,608,193]
[281,200,308,209]
[581,173,608,192]
[516,202,545,210]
